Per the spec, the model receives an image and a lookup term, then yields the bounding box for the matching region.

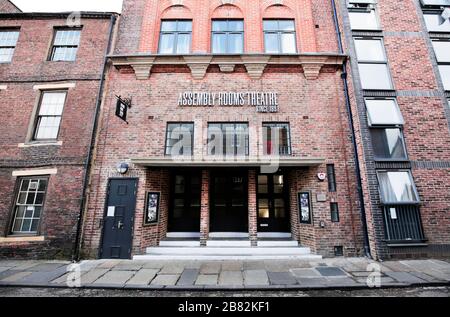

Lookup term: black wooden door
[100,179,137,259]
[210,170,248,232]
[168,171,201,232]
[257,174,290,232]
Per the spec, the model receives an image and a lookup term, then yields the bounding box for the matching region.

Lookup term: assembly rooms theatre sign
[177,91,279,113]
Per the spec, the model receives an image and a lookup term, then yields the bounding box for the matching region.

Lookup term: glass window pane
[30,219,40,232]
[263,20,278,31]
[438,65,450,90]
[20,179,30,191]
[15,206,26,218]
[273,175,284,194]
[161,21,177,32]
[12,218,23,232]
[371,128,407,160]
[349,10,379,30]
[281,33,296,53]
[258,199,270,218]
[176,33,191,54]
[38,179,48,192]
[354,39,385,61]
[54,30,80,46]
[279,20,295,31]
[378,171,419,203]
[366,99,404,125]
[159,33,175,54]
[228,33,243,54]
[432,41,450,63]
[424,13,450,32]
[0,48,15,62]
[177,21,192,32]
[274,199,285,218]
[228,20,244,32]
[358,64,393,90]
[212,20,227,32]
[35,117,62,140]
[0,31,19,46]
[52,47,78,61]
[22,219,32,232]
[39,93,66,115]
[258,175,268,194]
[265,33,279,53]
[212,33,227,53]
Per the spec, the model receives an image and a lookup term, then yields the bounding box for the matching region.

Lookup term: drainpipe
[331,0,371,258]
[72,14,117,262]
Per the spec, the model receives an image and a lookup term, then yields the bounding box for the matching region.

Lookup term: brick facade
[81,0,365,259]
[336,0,450,259]
[0,13,116,259]
[0,0,21,13]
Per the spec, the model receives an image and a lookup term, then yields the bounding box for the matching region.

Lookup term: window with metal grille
[158,20,192,54]
[50,29,81,61]
[354,37,393,90]
[10,177,48,234]
[327,164,337,192]
[0,30,19,63]
[207,123,249,156]
[165,122,194,156]
[33,91,67,141]
[212,20,244,54]
[262,123,291,156]
[383,205,425,242]
[263,20,297,54]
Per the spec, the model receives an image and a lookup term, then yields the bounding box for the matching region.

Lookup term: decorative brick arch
[211,3,244,19]
[262,4,295,19]
[160,4,193,20]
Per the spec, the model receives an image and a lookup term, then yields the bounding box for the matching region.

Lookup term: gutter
[331,0,372,258]
[72,14,117,262]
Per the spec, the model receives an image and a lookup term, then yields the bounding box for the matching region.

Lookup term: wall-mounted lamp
[319,221,326,229]
[116,162,129,175]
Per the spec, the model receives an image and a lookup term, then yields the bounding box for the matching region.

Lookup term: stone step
[133,254,323,261]
[206,240,252,247]
[257,240,299,247]
[159,240,201,247]
[145,246,312,256]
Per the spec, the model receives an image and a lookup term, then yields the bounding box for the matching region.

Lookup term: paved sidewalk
[0,258,449,290]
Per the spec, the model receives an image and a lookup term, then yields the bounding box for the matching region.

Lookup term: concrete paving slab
[0,269,22,281]
[296,277,328,287]
[112,261,145,271]
[219,271,243,286]
[1,271,32,282]
[19,266,67,284]
[409,271,445,283]
[151,274,180,286]
[0,267,11,273]
[221,261,243,271]
[126,269,159,285]
[243,261,265,270]
[200,262,221,274]
[80,269,109,284]
[381,261,414,272]
[264,261,291,273]
[142,261,165,269]
[97,260,121,269]
[316,267,347,277]
[177,269,199,286]
[195,274,219,286]
[28,263,68,272]
[350,271,374,277]
[384,271,428,284]
[159,264,185,274]
[290,268,321,278]
[243,270,269,286]
[325,277,359,287]
[267,272,298,285]
[94,270,135,285]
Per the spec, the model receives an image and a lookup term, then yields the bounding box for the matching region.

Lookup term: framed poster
[144,192,160,226]
[298,192,312,224]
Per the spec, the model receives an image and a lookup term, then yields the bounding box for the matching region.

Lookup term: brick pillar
[248,169,258,246]
[200,169,210,246]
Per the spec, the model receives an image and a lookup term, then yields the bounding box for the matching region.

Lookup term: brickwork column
[200,169,210,246]
[248,169,258,246]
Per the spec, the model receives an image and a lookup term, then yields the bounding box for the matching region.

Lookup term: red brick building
[0,0,21,14]
[81,0,366,259]
[335,0,450,259]
[0,10,117,258]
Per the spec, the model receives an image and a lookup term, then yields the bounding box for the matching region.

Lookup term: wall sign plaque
[177,91,279,113]
[144,192,160,226]
[299,192,313,224]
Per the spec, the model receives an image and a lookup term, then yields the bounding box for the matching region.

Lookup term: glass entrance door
[257,174,290,232]
[168,171,201,232]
